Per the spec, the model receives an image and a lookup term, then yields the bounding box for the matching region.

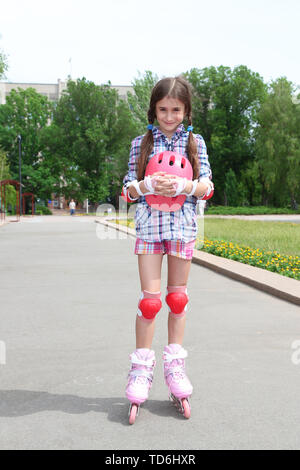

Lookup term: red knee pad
[137,291,162,322]
[166,286,188,318]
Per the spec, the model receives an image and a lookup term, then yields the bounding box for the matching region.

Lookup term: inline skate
[126,348,156,424]
[163,343,193,419]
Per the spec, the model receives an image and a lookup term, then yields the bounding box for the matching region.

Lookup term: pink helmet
[145,151,193,212]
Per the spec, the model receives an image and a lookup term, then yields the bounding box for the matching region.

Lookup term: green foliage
[0,87,53,200]
[0,183,17,214]
[0,148,16,211]
[185,65,267,205]
[127,70,159,134]
[0,147,10,180]
[0,48,8,80]
[0,66,299,211]
[223,168,249,206]
[254,77,300,209]
[43,78,138,203]
[224,168,239,206]
[35,204,52,215]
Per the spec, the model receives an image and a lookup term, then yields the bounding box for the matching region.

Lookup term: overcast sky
[0,0,299,88]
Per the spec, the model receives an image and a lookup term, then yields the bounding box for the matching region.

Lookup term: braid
[137,109,155,181]
[186,114,199,179]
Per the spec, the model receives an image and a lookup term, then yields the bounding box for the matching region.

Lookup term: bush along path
[196,238,300,281]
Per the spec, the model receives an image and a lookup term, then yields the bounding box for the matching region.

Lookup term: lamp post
[17,135,22,216]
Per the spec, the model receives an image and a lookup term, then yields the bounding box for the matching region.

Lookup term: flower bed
[196,238,300,280]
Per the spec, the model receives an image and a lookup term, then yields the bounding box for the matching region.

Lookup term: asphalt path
[0,216,300,450]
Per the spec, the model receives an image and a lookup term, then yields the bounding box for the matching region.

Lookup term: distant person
[69,199,76,216]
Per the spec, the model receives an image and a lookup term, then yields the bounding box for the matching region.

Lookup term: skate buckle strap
[128,369,154,381]
[163,348,188,363]
[130,354,156,367]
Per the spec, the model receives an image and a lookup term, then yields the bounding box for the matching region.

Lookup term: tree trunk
[290,194,299,211]
[224,190,228,206]
[261,186,268,206]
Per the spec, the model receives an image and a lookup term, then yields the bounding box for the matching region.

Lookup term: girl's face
[155,97,186,138]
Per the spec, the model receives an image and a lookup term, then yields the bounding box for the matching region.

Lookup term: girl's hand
[156,175,193,197]
[143,172,167,194]
[153,173,178,197]
[146,173,189,197]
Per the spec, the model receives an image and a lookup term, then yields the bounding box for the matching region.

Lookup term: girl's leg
[136,253,164,349]
[167,255,192,345]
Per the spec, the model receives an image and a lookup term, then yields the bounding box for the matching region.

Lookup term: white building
[0,79,133,104]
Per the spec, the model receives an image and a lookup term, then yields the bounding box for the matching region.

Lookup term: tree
[185,66,267,205]
[224,168,239,206]
[0,147,10,180]
[0,148,16,213]
[254,78,300,209]
[127,70,159,134]
[43,78,138,204]
[0,47,8,80]
[0,87,53,198]
[242,160,263,206]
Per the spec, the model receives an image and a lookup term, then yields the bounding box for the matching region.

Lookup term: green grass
[200,218,300,257]
[206,205,299,215]
[198,218,300,279]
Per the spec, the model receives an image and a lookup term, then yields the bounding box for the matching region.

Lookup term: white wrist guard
[129,179,144,197]
[199,177,214,198]
[123,184,139,201]
[182,179,198,196]
[173,178,198,197]
[143,175,157,195]
[172,177,187,197]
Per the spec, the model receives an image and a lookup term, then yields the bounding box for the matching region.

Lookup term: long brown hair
[137,76,199,181]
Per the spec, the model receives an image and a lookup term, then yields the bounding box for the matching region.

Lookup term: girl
[121,76,214,422]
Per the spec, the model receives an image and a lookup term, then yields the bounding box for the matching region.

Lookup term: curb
[97,217,300,307]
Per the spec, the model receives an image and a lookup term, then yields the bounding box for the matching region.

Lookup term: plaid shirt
[122,124,212,243]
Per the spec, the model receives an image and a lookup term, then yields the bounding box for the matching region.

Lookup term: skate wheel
[182,398,191,419]
[129,404,138,425]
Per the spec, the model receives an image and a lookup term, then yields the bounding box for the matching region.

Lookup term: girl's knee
[137,290,162,322]
[165,285,189,319]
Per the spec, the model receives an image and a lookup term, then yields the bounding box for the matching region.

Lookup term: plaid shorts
[134,237,196,260]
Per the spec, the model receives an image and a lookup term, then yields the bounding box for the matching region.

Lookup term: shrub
[35,204,52,215]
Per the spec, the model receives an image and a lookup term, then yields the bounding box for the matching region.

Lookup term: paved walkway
[0,217,300,450]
